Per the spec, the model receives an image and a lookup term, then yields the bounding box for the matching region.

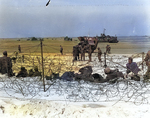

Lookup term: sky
[0,0,150,38]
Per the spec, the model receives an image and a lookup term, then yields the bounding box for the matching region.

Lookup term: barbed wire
[0,41,150,106]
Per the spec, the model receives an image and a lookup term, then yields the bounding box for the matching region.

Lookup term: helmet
[104,67,111,74]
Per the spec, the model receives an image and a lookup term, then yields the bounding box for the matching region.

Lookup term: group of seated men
[0,51,41,77]
[0,50,150,81]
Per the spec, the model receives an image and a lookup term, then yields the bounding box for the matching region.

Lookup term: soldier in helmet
[104,67,125,83]
[16,67,28,77]
[0,51,14,77]
[33,66,41,76]
[28,69,34,77]
[75,66,93,82]
[98,47,102,62]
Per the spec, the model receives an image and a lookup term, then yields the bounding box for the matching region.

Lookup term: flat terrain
[0,37,146,55]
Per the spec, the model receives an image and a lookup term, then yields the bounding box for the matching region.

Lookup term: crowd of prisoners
[0,45,150,83]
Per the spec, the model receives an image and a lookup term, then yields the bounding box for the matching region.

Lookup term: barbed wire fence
[0,40,150,106]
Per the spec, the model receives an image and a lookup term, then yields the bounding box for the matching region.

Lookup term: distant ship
[96,29,119,43]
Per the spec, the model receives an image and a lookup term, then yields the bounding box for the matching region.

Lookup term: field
[0,37,141,55]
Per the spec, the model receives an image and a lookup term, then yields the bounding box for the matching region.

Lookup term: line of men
[73,44,111,62]
[0,51,41,77]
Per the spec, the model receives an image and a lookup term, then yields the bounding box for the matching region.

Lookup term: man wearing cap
[104,67,125,82]
[98,47,102,62]
[0,51,13,76]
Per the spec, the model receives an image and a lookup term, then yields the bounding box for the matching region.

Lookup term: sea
[116,36,150,54]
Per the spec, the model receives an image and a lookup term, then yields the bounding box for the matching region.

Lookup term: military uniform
[98,48,102,62]
[81,46,85,61]
[88,45,92,62]
[0,52,13,76]
[75,66,93,81]
[16,67,28,77]
[18,45,21,53]
[104,67,124,83]
[29,69,34,77]
[33,66,41,76]
[60,46,63,55]
[144,50,150,79]
[106,45,111,54]
[73,46,78,61]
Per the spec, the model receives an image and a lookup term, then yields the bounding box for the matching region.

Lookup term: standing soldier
[88,45,92,62]
[77,45,80,60]
[108,45,111,54]
[0,51,13,76]
[81,45,85,61]
[106,45,109,53]
[73,46,79,61]
[144,50,150,79]
[60,45,63,55]
[98,47,102,62]
[106,45,111,54]
[18,45,21,53]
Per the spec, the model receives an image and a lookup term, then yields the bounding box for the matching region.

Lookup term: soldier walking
[106,45,111,54]
[98,47,102,62]
[60,45,63,55]
[18,45,21,53]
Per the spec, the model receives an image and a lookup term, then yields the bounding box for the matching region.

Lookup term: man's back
[0,56,12,74]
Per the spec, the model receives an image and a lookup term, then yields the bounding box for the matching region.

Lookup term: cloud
[0,1,150,38]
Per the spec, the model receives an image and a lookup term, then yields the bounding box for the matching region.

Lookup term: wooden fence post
[40,39,45,92]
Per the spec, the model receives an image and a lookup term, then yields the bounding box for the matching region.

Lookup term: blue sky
[0,0,150,38]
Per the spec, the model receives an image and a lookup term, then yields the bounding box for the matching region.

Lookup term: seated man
[0,51,14,77]
[28,69,34,77]
[104,67,125,83]
[126,57,141,81]
[33,66,41,77]
[75,66,93,82]
[16,67,28,77]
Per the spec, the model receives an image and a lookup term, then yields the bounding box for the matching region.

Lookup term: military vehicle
[64,36,72,41]
[78,36,98,53]
[73,36,98,61]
